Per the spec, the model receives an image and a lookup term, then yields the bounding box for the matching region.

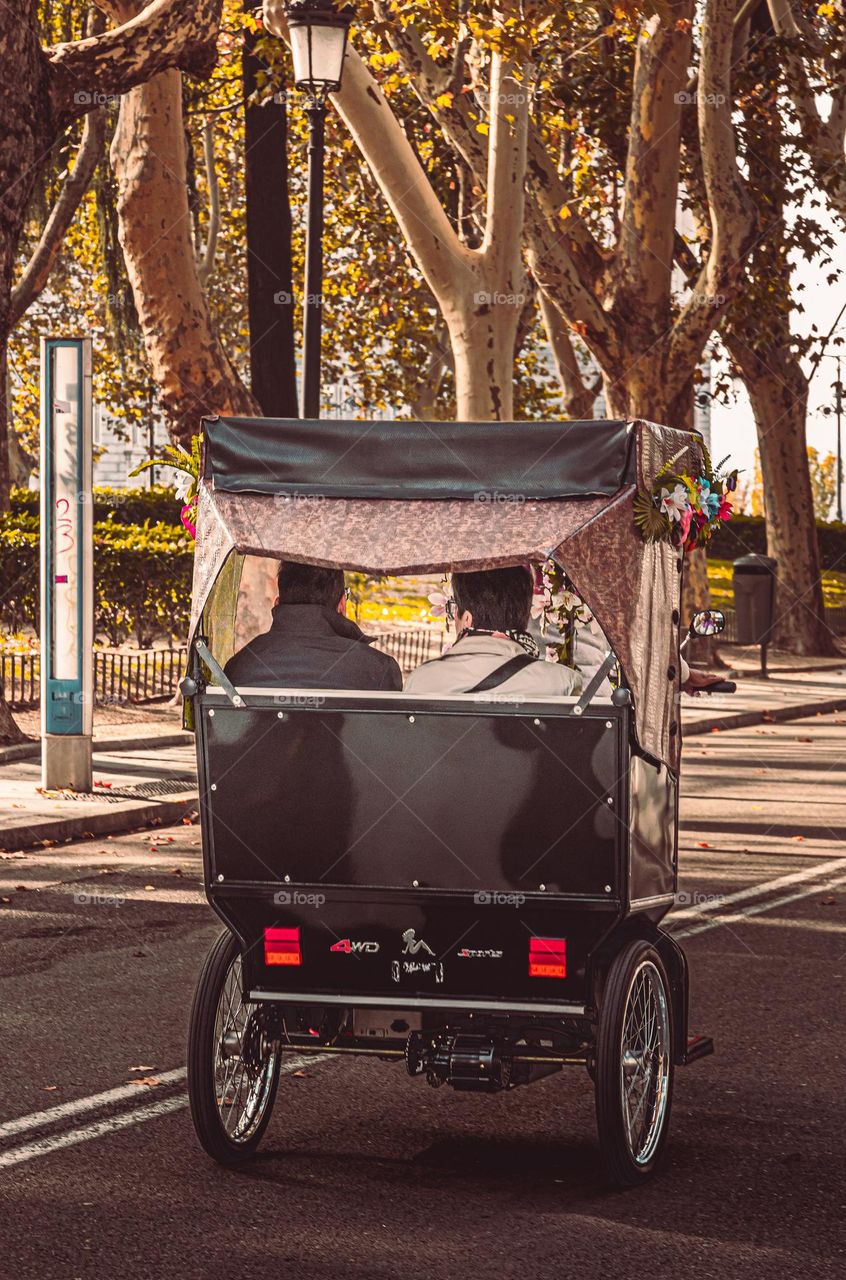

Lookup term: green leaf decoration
[633,490,671,541]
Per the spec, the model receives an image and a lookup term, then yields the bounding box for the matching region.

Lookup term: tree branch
[617,2,694,305]
[767,0,846,221]
[196,115,220,287]
[480,52,529,277]
[47,0,223,129]
[537,288,601,418]
[10,108,106,327]
[668,0,756,397]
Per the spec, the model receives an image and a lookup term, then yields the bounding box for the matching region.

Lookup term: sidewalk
[0,739,197,851]
[682,651,846,736]
[2,656,844,851]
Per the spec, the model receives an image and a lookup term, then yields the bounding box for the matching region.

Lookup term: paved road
[0,713,844,1279]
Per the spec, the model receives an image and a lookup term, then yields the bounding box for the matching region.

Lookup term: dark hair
[452,567,533,632]
[277,561,345,607]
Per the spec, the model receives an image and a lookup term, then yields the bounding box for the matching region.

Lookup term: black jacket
[223,605,402,691]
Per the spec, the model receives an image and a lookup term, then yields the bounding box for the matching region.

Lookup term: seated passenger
[224,561,402,691]
[404,567,584,697]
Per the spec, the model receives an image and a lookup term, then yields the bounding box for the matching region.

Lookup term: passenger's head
[451,567,533,634]
[276,561,346,612]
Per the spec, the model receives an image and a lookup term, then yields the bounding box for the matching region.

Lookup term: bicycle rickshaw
[184,414,729,1187]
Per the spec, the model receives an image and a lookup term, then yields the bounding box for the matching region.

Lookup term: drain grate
[42,778,197,804]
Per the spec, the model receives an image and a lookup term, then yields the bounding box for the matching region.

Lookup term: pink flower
[718,496,733,522]
[427,591,448,619]
[180,498,197,539]
[679,506,693,543]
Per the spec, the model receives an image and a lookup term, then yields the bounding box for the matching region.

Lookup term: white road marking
[0,1068,188,1140]
[674,872,846,939]
[670,855,846,922]
[0,1055,322,1170]
[0,1095,189,1169]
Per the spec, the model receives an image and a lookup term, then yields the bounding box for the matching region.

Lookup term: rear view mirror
[689,609,725,638]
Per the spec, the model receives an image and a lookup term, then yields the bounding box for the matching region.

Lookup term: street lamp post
[280,0,353,419]
[835,357,843,523]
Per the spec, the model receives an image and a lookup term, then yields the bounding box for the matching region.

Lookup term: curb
[684,696,846,737]
[0,791,198,852]
[0,732,193,767]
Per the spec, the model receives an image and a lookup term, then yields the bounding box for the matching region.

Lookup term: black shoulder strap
[465,653,537,694]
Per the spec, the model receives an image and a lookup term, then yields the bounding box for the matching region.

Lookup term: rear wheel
[595,939,674,1187]
[188,928,281,1163]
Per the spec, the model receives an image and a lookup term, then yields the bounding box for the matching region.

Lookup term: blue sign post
[40,338,93,791]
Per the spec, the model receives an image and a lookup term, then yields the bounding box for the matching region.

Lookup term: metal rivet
[210,783,217,792]
[539,883,546,892]
[408,715,415,723]
[208,709,215,718]
[606,796,613,805]
[533,718,541,726]
[277,711,285,719]
[604,884,612,893]
[606,720,613,729]
[573,706,583,716]
[217,873,224,882]
[284,874,290,883]
[412,879,419,887]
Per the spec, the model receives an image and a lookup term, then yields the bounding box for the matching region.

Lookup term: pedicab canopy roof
[192,416,706,770]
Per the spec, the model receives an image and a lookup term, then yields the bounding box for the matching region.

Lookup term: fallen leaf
[42,1085,59,1092]
[797,737,814,743]
[171,867,183,876]
[144,884,156,892]
[696,841,711,848]
[792,835,806,842]
[821,896,837,906]
[710,727,721,734]
[129,1076,162,1087]
[292,1070,307,1077]
[128,1064,156,1072]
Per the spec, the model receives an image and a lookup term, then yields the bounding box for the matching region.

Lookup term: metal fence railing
[369,627,446,674]
[720,606,846,644]
[0,647,188,711]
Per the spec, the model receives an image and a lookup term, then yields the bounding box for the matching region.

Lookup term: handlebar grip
[707,680,737,694]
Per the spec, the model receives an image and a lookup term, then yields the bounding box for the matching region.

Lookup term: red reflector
[265,926,301,966]
[529,936,566,979]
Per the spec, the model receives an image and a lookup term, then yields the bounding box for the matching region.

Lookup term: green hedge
[708,514,846,571]
[9,484,182,527]
[0,519,192,647]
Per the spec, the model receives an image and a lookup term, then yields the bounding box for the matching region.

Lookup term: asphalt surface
[0,712,844,1279]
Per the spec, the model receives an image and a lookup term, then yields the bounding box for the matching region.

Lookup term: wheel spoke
[210,949,278,1145]
[618,958,670,1166]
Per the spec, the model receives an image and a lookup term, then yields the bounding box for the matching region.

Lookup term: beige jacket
[403,634,584,698]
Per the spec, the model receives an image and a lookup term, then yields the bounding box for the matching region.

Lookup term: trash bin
[733,554,776,674]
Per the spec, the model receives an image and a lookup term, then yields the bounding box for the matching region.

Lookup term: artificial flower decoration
[427,578,451,620]
[130,435,202,540]
[633,444,738,552]
[533,559,596,667]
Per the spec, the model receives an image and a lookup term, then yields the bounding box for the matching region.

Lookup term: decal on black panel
[402,928,435,957]
[392,958,444,983]
[330,939,380,955]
